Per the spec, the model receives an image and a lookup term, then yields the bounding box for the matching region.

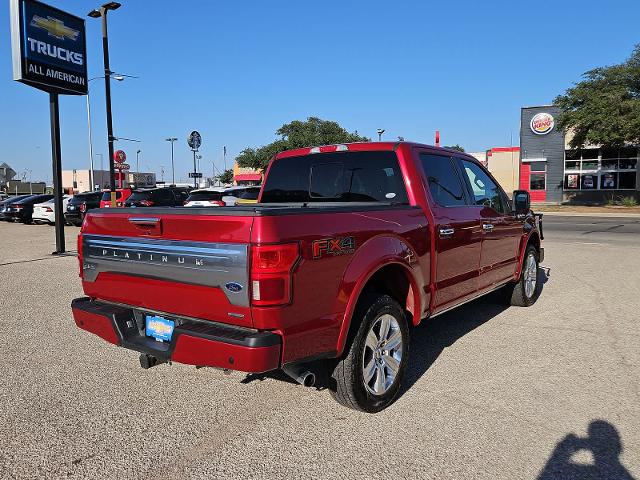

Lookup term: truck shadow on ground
[244,267,551,397]
[537,420,635,480]
[400,266,550,396]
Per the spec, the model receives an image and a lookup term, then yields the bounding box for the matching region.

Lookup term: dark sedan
[0,195,33,221]
[4,194,54,223]
[65,191,103,226]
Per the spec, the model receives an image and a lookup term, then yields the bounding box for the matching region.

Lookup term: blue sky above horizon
[1,0,639,184]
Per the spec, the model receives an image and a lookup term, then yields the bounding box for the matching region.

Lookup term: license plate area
[145,315,175,342]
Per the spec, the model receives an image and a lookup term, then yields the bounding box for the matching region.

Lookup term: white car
[183,187,251,207]
[32,195,71,225]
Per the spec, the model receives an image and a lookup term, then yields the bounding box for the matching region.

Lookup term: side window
[419,154,466,207]
[460,159,507,213]
[159,189,174,204]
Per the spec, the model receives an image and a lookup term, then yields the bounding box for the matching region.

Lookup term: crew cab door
[457,158,522,289]
[417,152,483,310]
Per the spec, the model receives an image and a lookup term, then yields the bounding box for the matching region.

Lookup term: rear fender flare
[335,235,422,356]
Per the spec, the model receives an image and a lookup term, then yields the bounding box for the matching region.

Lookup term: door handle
[439,228,455,238]
[482,223,494,232]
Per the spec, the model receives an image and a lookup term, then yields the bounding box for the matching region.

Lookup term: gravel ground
[0,219,638,479]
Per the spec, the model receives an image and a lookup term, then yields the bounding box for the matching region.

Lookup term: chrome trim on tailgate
[82,234,249,307]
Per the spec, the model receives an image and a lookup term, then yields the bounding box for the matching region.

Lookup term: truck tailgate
[80,210,254,327]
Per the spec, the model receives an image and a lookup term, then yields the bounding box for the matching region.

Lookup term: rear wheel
[504,245,540,307]
[330,295,409,413]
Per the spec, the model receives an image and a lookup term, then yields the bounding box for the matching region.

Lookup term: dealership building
[519,105,639,203]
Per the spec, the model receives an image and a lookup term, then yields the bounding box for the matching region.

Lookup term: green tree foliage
[554,44,640,149]
[444,144,465,152]
[236,117,369,171]
[216,169,234,185]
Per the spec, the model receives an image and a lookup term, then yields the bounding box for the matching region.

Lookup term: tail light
[103,203,110,208]
[250,243,299,306]
[13,204,24,210]
[139,200,154,207]
[79,203,87,213]
[208,200,225,206]
[44,206,53,212]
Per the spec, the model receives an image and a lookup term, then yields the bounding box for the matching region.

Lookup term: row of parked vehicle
[0,185,261,226]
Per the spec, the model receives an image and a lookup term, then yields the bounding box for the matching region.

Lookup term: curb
[537,211,640,218]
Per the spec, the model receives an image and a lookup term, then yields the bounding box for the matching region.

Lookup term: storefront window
[619,158,637,170]
[581,174,597,189]
[530,173,546,190]
[564,174,580,190]
[581,160,598,171]
[581,149,599,160]
[620,147,637,159]
[601,159,618,170]
[600,173,617,189]
[565,149,580,160]
[619,172,637,189]
[565,161,580,171]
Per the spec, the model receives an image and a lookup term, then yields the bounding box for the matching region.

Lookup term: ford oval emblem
[225,282,243,293]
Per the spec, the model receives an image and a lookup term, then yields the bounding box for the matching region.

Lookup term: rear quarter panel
[251,207,430,363]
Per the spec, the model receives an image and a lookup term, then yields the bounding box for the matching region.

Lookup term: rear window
[101,191,122,201]
[186,191,224,202]
[127,191,153,202]
[261,151,408,203]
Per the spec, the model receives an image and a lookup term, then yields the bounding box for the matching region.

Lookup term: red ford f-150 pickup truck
[72,142,543,412]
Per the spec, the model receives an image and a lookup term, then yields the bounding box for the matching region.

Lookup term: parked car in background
[65,191,102,227]
[0,195,32,220]
[4,194,54,223]
[184,186,257,207]
[234,186,261,205]
[32,195,72,225]
[123,187,189,208]
[99,188,133,208]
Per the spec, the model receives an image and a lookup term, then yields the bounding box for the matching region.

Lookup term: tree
[216,169,234,185]
[444,144,465,152]
[554,44,640,149]
[237,117,369,171]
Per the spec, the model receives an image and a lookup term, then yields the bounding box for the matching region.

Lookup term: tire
[330,294,409,413]
[504,245,540,307]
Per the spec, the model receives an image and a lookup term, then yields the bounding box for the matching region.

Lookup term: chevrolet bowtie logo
[30,15,79,41]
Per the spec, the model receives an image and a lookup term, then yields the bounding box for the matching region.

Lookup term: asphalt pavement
[0,216,638,479]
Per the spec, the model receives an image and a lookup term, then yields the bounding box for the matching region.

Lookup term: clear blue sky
[1,0,639,184]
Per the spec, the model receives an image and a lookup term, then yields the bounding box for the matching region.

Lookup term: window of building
[600,173,617,189]
[581,174,597,190]
[619,172,637,189]
[530,173,546,190]
[564,174,580,190]
[419,154,466,207]
[565,161,580,171]
[529,161,546,172]
[563,146,637,191]
[460,159,507,213]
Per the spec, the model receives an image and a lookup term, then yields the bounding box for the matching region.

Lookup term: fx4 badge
[312,236,356,259]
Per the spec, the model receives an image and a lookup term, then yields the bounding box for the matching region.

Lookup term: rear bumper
[71,297,281,373]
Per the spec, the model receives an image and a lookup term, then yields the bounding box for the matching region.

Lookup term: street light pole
[89,2,121,207]
[136,149,141,186]
[165,137,177,185]
[377,128,385,141]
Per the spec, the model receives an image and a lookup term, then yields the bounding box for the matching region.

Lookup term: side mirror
[512,190,530,214]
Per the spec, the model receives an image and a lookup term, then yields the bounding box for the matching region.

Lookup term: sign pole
[49,92,65,254]
[100,9,117,207]
[193,149,198,188]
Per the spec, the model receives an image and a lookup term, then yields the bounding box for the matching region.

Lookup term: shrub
[621,196,638,207]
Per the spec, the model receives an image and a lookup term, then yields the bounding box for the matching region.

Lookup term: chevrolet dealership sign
[10,0,87,95]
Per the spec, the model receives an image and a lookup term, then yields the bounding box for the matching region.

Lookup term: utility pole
[165,137,177,185]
